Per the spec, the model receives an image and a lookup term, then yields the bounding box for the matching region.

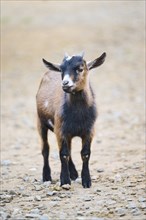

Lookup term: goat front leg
[81,136,92,188]
[59,139,71,186]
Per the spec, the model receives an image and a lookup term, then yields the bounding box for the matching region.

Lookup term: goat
[36,52,106,188]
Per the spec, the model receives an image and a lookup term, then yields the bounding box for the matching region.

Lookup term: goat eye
[76,66,83,73]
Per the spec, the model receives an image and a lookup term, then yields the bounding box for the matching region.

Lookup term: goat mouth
[62,86,74,93]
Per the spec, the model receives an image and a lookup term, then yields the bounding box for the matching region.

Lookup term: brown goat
[36,52,106,188]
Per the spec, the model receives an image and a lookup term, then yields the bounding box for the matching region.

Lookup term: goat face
[42,52,106,94]
[60,55,88,94]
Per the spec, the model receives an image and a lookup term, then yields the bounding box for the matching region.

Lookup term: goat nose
[63,80,69,86]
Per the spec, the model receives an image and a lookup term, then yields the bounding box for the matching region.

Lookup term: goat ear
[87,52,106,70]
[42,58,61,72]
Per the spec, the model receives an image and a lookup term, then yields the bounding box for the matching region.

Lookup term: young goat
[36,52,106,188]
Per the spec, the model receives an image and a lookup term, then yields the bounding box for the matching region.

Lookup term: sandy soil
[1,1,145,220]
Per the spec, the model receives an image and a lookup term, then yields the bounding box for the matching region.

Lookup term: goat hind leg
[38,118,52,182]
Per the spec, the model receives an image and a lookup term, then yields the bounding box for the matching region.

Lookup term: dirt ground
[1,1,145,220]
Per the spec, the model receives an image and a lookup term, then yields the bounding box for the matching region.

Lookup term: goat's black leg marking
[81,137,91,188]
[60,139,71,186]
[40,122,52,182]
[69,157,78,180]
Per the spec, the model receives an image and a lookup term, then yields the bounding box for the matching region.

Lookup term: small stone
[84,197,91,202]
[1,160,12,166]
[53,185,62,191]
[115,208,126,216]
[114,173,122,182]
[35,186,42,191]
[138,197,146,202]
[24,196,34,202]
[26,213,41,218]
[0,211,9,219]
[46,191,56,196]
[95,188,102,192]
[23,176,29,182]
[111,186,118,190]
[43,181,51,187]
[106,199,116,205]
[75,178,81,184]
[128,202,137,209]
[19,186,25,191]
[30,208,40,214]
[9,190,17,195]
[62,184,71,190]
[52,197,61,201]
[37,204,47,210]
[139,202,146,209]
[35,195,41,201]
[1,195,13,203]
[39,214,49,220]
[97,168,104,173]
[77,211,84,216]
[12,208,21,216]
[29,168,37,171]
[131,207,141,216]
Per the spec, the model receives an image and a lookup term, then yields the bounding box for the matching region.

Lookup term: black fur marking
[60,140,71,186]
[69,158,78,180]
[60,56,84,82]
[40,124,52,182]
[61,90,97,138]
[81,137,91,188]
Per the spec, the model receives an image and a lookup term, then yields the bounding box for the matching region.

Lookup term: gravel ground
[1,1,145,220]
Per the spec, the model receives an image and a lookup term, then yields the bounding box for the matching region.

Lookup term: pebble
[30,208,40,214]
[35,195,41,201]
[59,194,66,198]
[46,191,56,196]
[43,181,51,187]
[114,173,122,182]
[11,208,21,216]
[53,185,62,191]
[19,186,25,191]
[84,197,91,202]
[25,213,41,218]
[0,195,13,203]
[97,168,104,173]
[77,211,84,216]
[23,175,29,182]
[75,178,82,184]
[128,202,137,209]
[131,207,141,216]
[62,184,71,190]
[39,214,49,220]
[94,188,102,193]
[139,202,146,209]
[29,168,37,171]
[138,197,146,202]
[35,186,42,191]
[115,207,126,216]
[0,211,9,219]
[106,199,116,205]
[1,160,12,166]
[9,190,17,195]
[37,204,47,210]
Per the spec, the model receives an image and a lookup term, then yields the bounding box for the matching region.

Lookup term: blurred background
[1,0,145,180]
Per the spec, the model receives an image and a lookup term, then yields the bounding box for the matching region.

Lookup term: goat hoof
[43,175,52,182]
[70,170,78,180]
[82,179,91,188]
[60,177,71,186]
[43,166,52,182]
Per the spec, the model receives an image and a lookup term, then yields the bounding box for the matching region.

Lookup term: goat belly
[61,104,97,137]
